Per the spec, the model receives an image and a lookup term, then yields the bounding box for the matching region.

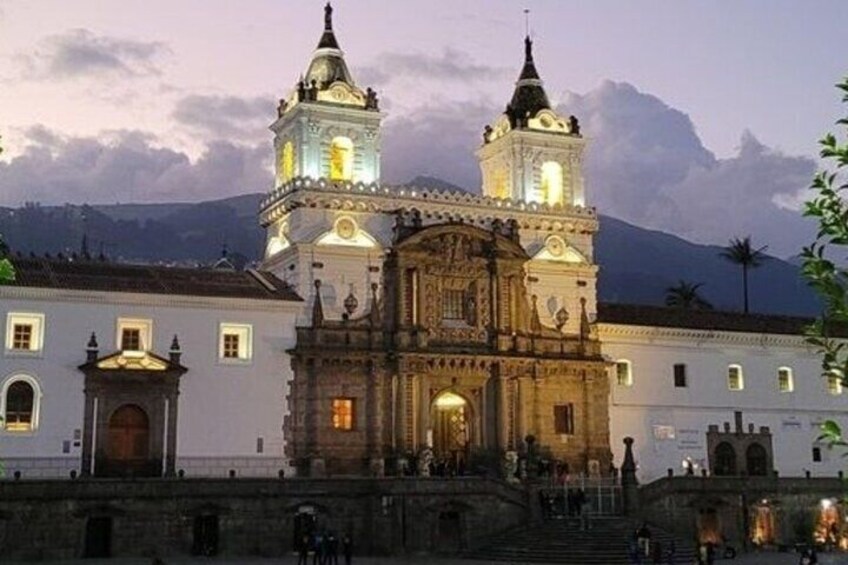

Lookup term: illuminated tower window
[329,136,354,181]
[492,169,510,199]
[282,141,295,182]
[540,161,564,206]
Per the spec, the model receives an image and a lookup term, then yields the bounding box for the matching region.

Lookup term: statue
[418,447,434,477]
[297,80,306,101]
[503,451,520,483]
[483,125,493,144]
[365,87,379,110]
[276,98,286,118]
[308,80,319,101]
[569,115,581,136]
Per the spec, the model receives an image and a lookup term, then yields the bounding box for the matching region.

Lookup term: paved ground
[9,553,848,564]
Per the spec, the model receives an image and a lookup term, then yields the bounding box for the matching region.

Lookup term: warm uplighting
[434,391,466,409]
[540,161,564,206]
[329,136,354,181]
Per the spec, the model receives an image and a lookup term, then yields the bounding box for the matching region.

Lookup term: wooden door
[108,405,149,462]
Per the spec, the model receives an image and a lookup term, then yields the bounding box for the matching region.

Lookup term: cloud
[18,29,168,80]
[355,49,510,88]
[558,81,816,258]
[172,94,274,141]
[0,127,271,206]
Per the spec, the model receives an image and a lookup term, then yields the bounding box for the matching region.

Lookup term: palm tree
[721,236,767,314]
[665,280,713,310]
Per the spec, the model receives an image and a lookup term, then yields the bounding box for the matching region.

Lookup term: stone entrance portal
[431,392,471,466]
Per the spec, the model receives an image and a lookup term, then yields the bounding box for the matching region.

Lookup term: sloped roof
[596,302,846,337]
[2,257,301,302]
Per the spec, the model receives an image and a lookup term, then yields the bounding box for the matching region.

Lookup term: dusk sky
[1,0,847,258]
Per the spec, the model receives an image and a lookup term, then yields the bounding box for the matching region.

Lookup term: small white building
[599,303,848,484]
[0,258,301,478]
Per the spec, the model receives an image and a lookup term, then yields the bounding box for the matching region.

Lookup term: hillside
[0,195,820,316]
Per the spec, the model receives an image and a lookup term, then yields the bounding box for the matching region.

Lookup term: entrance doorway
[751,503,776,546]
[105,404,151,477]
[293,506,318,553]
[431,392,471,471]
[437,511,462,553]
[192,515,219,556]
[84,516,112,558]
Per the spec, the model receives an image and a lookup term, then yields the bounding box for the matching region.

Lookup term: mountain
[0,194,820,316]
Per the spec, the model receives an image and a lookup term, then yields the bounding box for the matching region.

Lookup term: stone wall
[638,475,847,549]
[0,476,528,560]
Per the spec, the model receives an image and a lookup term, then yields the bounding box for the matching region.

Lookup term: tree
[665,280,713,310]
[720,236,767,313]
[801,76,848,449]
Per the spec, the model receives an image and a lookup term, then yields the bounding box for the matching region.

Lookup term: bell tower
[271,2,382,187]
[476,36,586,207]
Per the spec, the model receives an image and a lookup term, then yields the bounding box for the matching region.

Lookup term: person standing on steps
[636,522,652,558]
[342,532,353,565]
[576,488,590,530]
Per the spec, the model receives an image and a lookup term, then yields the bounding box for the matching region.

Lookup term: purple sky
[1,0,846,257]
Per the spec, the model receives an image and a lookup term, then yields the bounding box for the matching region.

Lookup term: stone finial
[312,280,324,327]
[622,437,637,479]
[86,332,99,361]
[169,334,182,365]
[324,2,333,30]
[530,295,541,334]
[579,297,591,341]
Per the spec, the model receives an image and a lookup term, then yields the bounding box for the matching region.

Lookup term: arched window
[540,161,564,206]
[329,136,354,181]
[2,375,40,432]
[713,442,737,476]
[746,443,768,476]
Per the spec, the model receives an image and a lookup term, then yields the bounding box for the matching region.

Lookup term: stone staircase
[465,517,698,564]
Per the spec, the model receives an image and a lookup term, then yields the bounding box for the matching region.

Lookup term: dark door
[105,404,152,476]
[437,511,462,553]
[192,515,219,556]
[84,517,112,558]
[293,510,317,553]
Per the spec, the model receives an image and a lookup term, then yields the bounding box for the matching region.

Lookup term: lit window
[553,404,574,435]
[728,365,744,391]
[116,318,152,352]
[329,136,354,181]
[1,375,41,432]
[219,323,252,362]
[5,313,45,354]
[540,161,564,206]
[616,360,633,387]
[674,364,687,388]
[828,376,843,396]
[778,367,794,393]
[442,288,466,321]
[332,398,354,430]
[280,141,295,183]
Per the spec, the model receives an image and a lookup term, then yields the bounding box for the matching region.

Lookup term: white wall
[0,288,300,478]
[600,324,848,484]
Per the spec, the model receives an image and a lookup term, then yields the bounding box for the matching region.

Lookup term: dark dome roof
[506,37,551,125]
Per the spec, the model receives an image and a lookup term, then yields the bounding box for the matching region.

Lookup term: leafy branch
[802,77,848,448]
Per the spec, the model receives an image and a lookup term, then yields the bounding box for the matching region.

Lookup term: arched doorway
[106,404,150,476]
[431,391,471,472]
[746,443,768,476]
[713,442,737,476]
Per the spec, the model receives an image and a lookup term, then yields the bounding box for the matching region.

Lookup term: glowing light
[329,136,354,181]
[540,161,564,206]
[434,392,466,409]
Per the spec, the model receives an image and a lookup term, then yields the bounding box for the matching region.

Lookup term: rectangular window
[673,364,687,388]
[12,324,32,350]
[616,361,633,387]
[812,446,823,463]
[828,376,843,396]
[5,313,45,354]
[116,318,152,352]
[121,328,141,351]
[332,398,354,430]
[778,368,794,393]
[728,365,744,391]
[553,404,575,435]
[442,288,466,321]
[219,323,252,362]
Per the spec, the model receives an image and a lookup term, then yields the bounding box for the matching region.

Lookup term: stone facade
[286,219,610,477]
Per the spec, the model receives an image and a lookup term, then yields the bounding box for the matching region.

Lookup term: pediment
[80,350,185,373]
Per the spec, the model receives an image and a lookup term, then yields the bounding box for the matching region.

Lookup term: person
[705,542,715,565]
[327,531,339,565]
[312,531,323,565]
[650,540,662,564]
[636,522,652,557]
[665,539,676,565]
[297,533,310,565]
[576,488,590,530]
[628,529,643,564]
[342,532,353,565]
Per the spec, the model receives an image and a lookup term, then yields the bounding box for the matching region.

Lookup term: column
[81,389,96,476]
[165,390,179,476]
[417,374,430,448]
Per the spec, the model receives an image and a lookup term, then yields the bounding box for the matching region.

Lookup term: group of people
[538,487,591,529]
[297,531,353,565]
[627,522,678,565]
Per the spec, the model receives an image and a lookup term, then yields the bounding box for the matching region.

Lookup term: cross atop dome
[317,2,340,50]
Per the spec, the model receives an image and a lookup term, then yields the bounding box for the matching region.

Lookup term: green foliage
[665,280,713,310]
[802,76,848,450]
[0,136,12,284]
